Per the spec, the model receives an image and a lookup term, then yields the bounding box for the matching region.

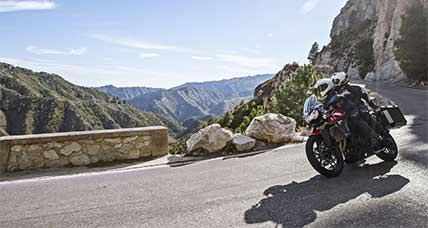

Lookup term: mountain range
[0,61,271,136]
[0,62,164,135]
[98,74,272,133]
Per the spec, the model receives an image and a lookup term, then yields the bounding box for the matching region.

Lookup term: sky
[0,0,348,88]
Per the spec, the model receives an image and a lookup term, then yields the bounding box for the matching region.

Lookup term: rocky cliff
[315,0,428,81]
[0,62,164,135]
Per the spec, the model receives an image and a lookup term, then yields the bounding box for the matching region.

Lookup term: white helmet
[313,78,335,98]
[331,72,349,87]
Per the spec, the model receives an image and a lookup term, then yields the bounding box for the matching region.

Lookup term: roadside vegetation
[394,1,428,82]
[217,64,321,132]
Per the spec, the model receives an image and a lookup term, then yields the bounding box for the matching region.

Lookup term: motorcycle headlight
[305,110,319,123]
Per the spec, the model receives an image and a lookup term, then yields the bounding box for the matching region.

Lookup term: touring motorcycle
[303,94,406,178]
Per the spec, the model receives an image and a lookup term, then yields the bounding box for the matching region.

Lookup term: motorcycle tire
[306,135,344,178]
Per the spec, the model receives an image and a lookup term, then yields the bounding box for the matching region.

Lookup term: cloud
[191,56,213,61]
[139,53,160,59]
[301,0,320,14]
[90,34,193,53]
[216,54,276,69]
[0,0,56,13]
[266,33,273,38]
[26,46,87,56]
[0,56,181,87]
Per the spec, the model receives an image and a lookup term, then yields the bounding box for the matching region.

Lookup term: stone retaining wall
[0,126,168,173]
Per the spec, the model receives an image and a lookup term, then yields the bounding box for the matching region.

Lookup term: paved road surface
[0,83,427,227]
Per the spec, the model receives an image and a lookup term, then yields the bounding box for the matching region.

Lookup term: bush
[394,1,428,82]
[218,100,266,133]
[216,64,321,133]
[354,38,375,78]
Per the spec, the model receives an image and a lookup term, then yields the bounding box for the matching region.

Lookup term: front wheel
[376,132,398,161]
[306,135,344,178]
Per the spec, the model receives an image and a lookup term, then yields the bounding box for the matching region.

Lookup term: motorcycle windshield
[303,95,322,118]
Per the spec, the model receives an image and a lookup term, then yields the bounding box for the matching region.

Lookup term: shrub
[354,38,375,78]
[394,1,428,82]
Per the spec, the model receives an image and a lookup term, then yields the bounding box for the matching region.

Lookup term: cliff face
[315,0,427,81]
[254,63,300,106]
[0,62,164,135]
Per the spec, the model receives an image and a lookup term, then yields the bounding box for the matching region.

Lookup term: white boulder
[245,113,296,144]
[232,134,256,152]
[186,124,233,153]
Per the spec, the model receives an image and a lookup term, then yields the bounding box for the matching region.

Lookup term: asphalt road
[0,83,427,228]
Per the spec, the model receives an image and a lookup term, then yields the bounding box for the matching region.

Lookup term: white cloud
[191,56,213,61]
[216,54,276,69]
[301,0,320,14]
[139,53,160,59]
[90,34,193,53]
[26,46,87,56]
[0,56,182,87]
[0,0,56,13]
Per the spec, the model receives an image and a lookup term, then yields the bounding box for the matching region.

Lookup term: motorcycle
[303,94,406,178]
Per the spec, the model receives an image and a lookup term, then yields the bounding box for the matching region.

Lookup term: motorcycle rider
[313,77,382,153]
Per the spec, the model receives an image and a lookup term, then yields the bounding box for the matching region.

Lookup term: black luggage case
[378,105,407,129]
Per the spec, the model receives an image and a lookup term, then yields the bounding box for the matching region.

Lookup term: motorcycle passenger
[331,72,383,135]
[313,78,382,152]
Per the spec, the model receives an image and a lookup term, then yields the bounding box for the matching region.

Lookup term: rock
[0,128,8,136]
[60,142,82,156]
[43,150,59,160]
[126,150,140,159]
[114,144,123,149]
[347,63,360,79]
[245,113,296,144]
[86,144,101,156]
[70,154,91,166]
[46,142,62,149]
[314,0,426,81]
[28,145,41,152]
[11,145,23,152]
[104,138,121,144]
[186,124,233,153]
[0,110,7,129]
[232,134,256,152]
[17,152,32,170]
[365,72,377,81]
[123,136,138,143]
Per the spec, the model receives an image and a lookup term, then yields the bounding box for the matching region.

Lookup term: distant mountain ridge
[98,74,272,133]
[0,62,164,135]
[97,85,164,100]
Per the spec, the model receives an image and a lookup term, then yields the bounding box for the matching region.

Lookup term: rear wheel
[376,132,398,161]
[306,135,344,178]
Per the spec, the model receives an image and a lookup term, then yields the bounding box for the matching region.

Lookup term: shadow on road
[244,161,409,227]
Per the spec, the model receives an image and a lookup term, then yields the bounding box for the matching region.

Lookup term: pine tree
[308,42,320,64]
[395,1,428,82]
[273,65,321,126]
